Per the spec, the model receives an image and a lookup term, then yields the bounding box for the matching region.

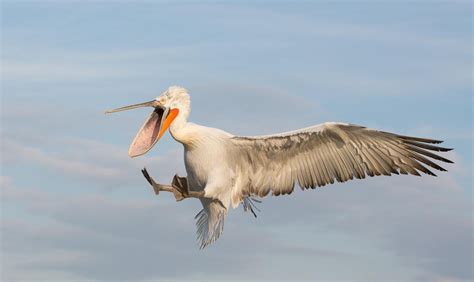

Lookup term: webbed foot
[141,167,204,201]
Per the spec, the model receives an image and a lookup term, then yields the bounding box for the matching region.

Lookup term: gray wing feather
[230,122,453,198]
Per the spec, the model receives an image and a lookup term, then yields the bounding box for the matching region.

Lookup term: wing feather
[230,123,453,201]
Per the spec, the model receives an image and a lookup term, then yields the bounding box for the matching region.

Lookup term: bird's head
[106,86,190,158]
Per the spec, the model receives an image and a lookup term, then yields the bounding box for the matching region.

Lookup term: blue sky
[1,1,472,281]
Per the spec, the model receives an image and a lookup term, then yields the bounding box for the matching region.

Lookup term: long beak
[105,99,178,158]
[105,100,159,114]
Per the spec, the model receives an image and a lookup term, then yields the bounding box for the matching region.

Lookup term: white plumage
[106,86,453,249]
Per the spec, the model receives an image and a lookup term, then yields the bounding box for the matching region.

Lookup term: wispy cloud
[1,137,182,187]
[2,149,471,280]
[1,60,133,82]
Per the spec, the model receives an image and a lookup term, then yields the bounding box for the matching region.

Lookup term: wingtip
[442,154,455,164]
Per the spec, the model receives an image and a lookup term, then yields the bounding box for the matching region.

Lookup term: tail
[195,199,227,249]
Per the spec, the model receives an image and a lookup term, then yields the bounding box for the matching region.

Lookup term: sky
[1,1,472,281]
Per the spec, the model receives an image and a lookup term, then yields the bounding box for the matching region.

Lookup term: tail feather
[195,200,227,249]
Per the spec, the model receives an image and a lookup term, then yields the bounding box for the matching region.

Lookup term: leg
[141,167,205,201]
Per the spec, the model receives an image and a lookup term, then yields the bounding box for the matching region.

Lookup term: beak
[105,100,159,114]
[106,99,179,158]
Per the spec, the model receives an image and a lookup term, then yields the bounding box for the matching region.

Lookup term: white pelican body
[106,86,453,248]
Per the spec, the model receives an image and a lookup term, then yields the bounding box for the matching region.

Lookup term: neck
[169,104,191,144]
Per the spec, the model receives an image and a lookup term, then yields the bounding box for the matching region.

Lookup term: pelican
[106,86,453,249]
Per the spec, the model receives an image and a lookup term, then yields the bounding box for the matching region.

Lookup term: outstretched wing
[230,122,453,198]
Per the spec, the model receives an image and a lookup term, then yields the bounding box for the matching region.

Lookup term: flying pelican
[106,86,453,248]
